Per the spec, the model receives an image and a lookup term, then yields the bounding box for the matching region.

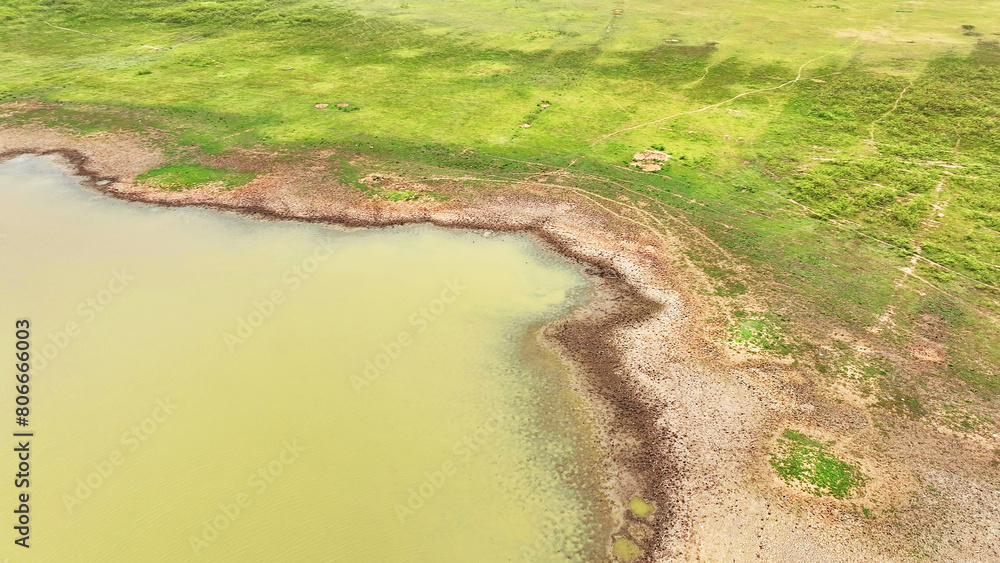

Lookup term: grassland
[2,0,999,525]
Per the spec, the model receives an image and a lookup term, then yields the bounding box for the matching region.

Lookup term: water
[0,156,611,562]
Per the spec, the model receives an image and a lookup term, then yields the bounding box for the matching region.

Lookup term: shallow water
[0,156,611,562]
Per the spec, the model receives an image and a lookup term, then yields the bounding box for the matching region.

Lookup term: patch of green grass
[135,165,256,191]
[716,279,747,296]
[684,252,747,296]
[377,189,420,202]
[770,429,865,499]
[948,363,1000,395]
[876,393,927,419]
[373,188,451,202]
[730,311,789,354]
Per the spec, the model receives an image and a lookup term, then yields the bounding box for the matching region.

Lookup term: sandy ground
[2,125,998,562]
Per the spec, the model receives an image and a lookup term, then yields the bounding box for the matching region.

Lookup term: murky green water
[0,156,611,562]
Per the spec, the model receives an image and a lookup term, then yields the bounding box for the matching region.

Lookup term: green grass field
[136,164,256,189]
[2,0,998,416]
[770,429,865,499]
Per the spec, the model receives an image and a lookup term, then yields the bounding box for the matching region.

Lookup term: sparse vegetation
[377,189,420,202]
[730,311,789,354]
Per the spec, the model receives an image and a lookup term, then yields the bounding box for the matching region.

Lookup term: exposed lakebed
[0,155,614,562]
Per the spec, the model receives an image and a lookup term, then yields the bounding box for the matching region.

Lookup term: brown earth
[1,124,998,562]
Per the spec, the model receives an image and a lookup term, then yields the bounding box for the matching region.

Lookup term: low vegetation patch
[135,165,256,191]
[377,189,420,202]
[770,429,865,499]
[730,311,789,354]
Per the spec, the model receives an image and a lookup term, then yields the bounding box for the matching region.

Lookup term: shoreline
[0,137,689,560]
[3,126,936,562]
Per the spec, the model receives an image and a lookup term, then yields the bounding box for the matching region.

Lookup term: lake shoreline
[7,125,896,562]
[1,127,698,559]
